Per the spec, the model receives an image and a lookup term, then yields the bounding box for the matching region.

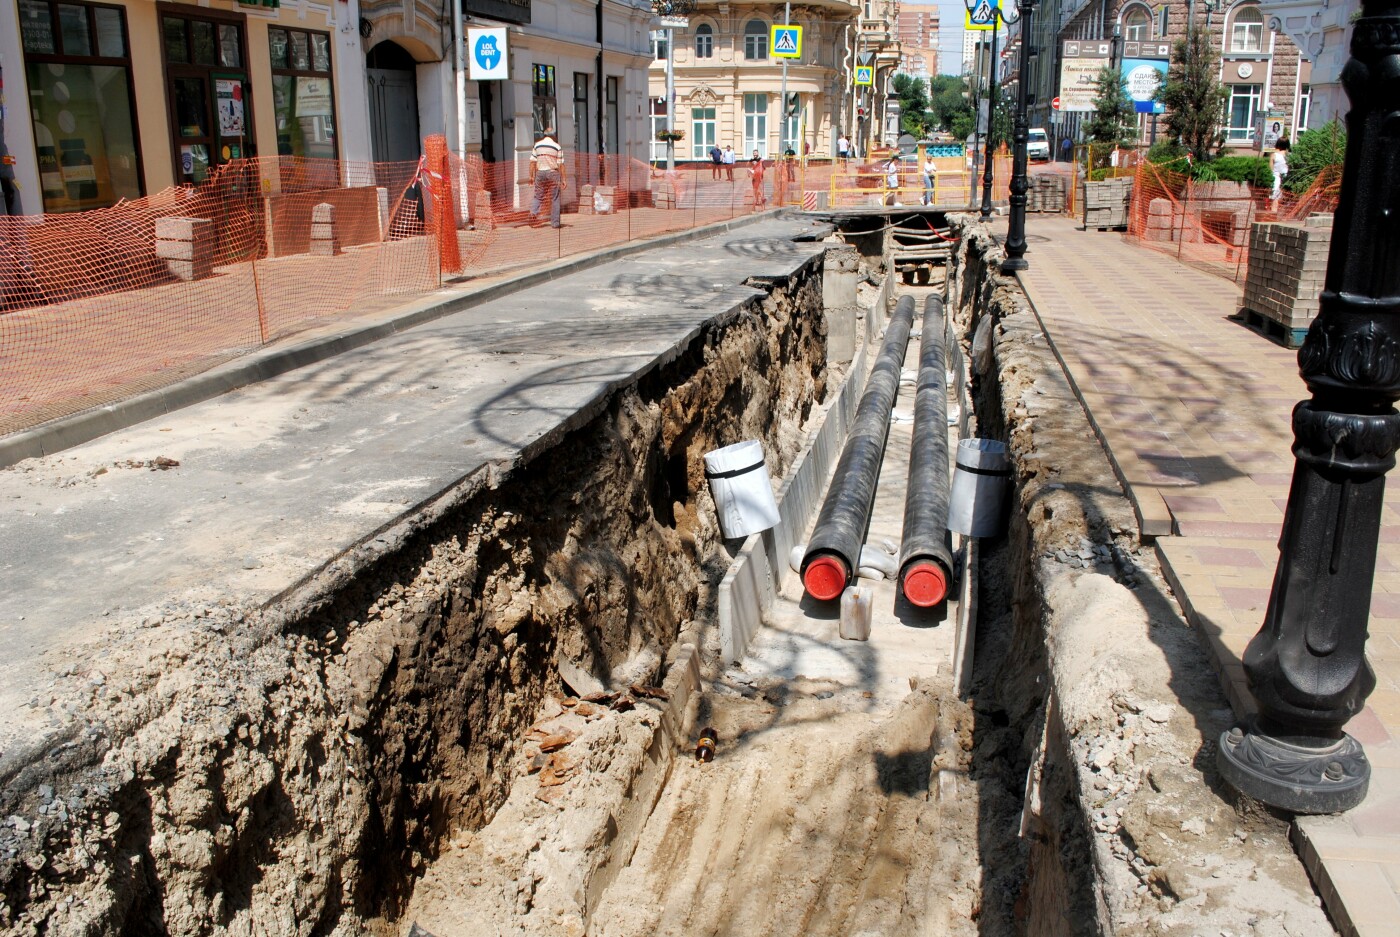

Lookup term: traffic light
[786,92,800,117]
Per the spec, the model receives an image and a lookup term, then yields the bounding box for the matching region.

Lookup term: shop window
[17,0,142,212]
[532,64,557,136]
[161,11,253,184]
[269,27,337,163]
[744,21,768,60]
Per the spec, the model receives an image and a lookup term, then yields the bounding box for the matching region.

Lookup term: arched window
[695,24,713,59]
[744,20,768,60]
[1123,7,1151,42]
[1230,6,1264,53]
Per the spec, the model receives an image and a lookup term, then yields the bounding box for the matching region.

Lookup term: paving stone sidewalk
[1015,215,1400,937]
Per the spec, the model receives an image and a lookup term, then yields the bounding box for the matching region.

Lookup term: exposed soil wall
[944,216,1334,937]
[0,261,829,936]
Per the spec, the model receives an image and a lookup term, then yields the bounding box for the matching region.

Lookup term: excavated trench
[6,212,1298,937]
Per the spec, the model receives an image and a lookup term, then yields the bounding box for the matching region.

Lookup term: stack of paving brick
[1027,174,1067,213]
[155,216,214,281]
[1145,197,1177,241]
[652,180,677,209]
[577,184,617,215]
[1242,215,1333,344]
[309,203,340,257]
[1082,178,1133,229]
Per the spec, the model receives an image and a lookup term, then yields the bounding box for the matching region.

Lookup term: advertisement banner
[468,27,509,81]
[1059,40,1111,112]
[1121,58,1167,114]
[215,78,245,136]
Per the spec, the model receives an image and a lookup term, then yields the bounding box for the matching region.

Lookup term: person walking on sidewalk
[1271,137,1291,205]
[528,127,567,228]
[722,144,736,181]
[837,132,850,162]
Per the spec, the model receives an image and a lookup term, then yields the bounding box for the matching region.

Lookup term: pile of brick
[577,184,617,215]
[652,180,678,210]
[1027,174,1067,213]
[1242,215,1333,343]
[1082,177,1133,229]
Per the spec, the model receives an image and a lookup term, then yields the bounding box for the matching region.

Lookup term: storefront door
[161,10,253,183]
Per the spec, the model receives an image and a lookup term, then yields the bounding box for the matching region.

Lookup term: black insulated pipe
[899,295,955,607]
[802,294,917,600]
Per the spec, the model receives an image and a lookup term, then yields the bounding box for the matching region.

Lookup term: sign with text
[771,25,802,58]
[1059,40,1111,112]
[468,28,509,81]
[1122,58,1167,114]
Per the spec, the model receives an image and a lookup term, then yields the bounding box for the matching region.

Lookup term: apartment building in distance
[897,2,939,79]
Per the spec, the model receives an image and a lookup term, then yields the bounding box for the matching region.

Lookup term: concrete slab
[0,218,831,777]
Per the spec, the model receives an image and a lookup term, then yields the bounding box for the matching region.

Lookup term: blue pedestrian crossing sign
[854,65,874,86]
[966,0,999,31]
[771,25,802,59]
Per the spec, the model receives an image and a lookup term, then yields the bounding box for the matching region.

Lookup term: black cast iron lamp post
[1000,0,1036,273]
[1217,0,1399,814]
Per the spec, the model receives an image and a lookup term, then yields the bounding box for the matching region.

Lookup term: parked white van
[1027,128,1050,161]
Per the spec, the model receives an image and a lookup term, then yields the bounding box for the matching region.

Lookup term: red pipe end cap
[904,561,949,607]
[803,555,848,601]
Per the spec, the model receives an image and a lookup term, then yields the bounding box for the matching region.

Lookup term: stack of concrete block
[1082,178,1133,229]
[652,180,678,209]
[474,191,494,230]
[1145,197,1176,241]
[310,202,340,256]
[1242,215,1333,338]
[155,216,214,281]
[577,184,617,215]
[1027,173,1067,213]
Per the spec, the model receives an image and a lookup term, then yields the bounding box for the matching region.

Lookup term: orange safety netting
[0,135,816,434]
[1123,158,1341,283]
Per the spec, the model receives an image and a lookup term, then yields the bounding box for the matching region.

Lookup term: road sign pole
[780,2,790,157]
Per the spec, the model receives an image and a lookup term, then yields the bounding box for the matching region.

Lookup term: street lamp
[653,0,697,171]
[1000,0,1037,273]
[1216,0,1399,814]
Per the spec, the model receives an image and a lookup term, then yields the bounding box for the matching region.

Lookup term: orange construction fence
[1124,158,1341,282]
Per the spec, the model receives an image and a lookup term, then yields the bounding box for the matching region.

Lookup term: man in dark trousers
[528,127,567,228]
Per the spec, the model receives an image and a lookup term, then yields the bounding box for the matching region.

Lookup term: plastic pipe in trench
[801,294,917,600]
[898,295,955,607]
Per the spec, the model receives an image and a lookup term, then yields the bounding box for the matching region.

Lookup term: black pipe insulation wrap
[801,294,918,600]
[899,294,956,607]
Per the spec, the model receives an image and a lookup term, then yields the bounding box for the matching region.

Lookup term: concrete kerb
[0,210,783,470]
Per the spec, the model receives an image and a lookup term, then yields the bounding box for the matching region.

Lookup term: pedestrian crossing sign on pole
[771,25,802,59]
[966,0,999,30]
[854,65,873,86]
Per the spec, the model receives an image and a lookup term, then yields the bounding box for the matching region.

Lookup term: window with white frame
[695,24,713,59]
[691,106,716,158]
[1157,5,1169,38]
[1123,7,1151,41]
[1295,84,1310,135]
[650,30,667,60]
[1230,6,1264,54]
[744,93,768,157]
[1226,83,1261,142]
[744,20,768,60]
[783,94,801,153]
[650,97,667,162]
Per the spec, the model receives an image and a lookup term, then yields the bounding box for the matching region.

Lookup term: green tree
[1284,120,1346,193]
[1160,26,1227,162]
[1083,66,1137,146]
[928,74,974,134]
[893,74,932,137]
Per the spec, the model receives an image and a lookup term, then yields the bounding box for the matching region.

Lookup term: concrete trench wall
[944,215,1334,937]
[0,260,830,936]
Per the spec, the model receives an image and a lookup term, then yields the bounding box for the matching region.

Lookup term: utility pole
[980,17,999,219]
[780,1,791,156]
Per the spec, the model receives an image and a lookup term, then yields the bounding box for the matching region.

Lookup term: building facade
[0,0,654,215]
[1022,0,1310,153]
[896,2,938,78]
[648,0,901,162]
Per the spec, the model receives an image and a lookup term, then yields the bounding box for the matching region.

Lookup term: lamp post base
[1217,719,1370,814]
[1000,255,1029,273]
